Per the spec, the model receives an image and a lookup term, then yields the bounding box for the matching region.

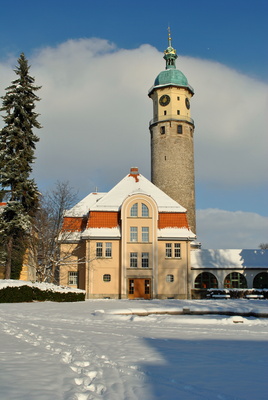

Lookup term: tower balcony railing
[149,115,194,127]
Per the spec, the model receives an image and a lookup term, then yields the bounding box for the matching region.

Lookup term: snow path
[0,299,268,399]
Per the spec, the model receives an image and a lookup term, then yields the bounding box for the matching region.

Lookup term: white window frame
[165,243,172,258]
[141,203,149,217]
[105,242,112,258]
[130,252,138,268]
[174,243,181,258]
[96,242,103,258]
[130,203,138,217]
[130,227,138,242]
[142,252,149,268]
[68,271,78,285]
[142,227,149,242]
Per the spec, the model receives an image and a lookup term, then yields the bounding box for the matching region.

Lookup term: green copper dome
[154,68,188,87]
[149,29,194,94]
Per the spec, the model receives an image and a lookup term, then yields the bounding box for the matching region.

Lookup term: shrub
[0,283,85,303]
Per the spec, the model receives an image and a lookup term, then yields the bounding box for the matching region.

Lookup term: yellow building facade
[59,168,195,299]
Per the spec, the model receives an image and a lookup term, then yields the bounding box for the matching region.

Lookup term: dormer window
[142,203,149,217]
[130,203,138,217]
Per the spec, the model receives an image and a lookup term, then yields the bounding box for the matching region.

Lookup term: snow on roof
[191,249,268,270]
[81,227,121,239]
[64,192,105,217]
[92,173,186,212]
[158,228,195,240]
[66,172,186,217]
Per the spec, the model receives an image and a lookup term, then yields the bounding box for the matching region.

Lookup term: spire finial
[168,26,172,47]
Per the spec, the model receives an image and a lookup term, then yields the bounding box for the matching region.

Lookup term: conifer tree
[0,53,41,279]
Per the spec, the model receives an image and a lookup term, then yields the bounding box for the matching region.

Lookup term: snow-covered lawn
[0,299,267,400]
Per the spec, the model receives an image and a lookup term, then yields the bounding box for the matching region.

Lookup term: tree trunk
[5,236,13,279]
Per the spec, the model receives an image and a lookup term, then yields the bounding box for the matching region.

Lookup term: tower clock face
[185,98,190,110]
[159,94,170,106]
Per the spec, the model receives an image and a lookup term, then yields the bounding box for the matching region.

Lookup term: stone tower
[148,31,196,233]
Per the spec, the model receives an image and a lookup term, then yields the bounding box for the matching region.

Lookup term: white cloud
[1,37,266,195]
[0,38,267,248]
[197,209,268,249]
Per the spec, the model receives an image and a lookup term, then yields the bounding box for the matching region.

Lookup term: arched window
[142,203,149,217]
[194,272,218,289]
[253,272,268,289]
[130,203,138,217]
[103,274,111,282]
[224,272,247,289]
[166,274,174,283]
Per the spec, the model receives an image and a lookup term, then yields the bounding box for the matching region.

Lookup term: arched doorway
[194,272,218,289]
[224,272,247,289]
[253,272,268,289]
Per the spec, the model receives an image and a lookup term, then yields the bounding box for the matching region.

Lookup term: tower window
[177,96,180,100]
[160,126,165,134]
[164,110,167,115]
[177,110,180,115]
[177,125,183,134]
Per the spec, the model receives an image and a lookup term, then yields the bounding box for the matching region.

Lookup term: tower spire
[164,27,178,69]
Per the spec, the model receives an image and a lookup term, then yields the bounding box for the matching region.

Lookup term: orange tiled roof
[62,217,86,232]
[158,212,189,229]
[87,211,119,228]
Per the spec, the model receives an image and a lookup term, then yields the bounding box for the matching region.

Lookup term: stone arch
[194,272,218,289]
[253,272,268,289]
[224,272,247,289]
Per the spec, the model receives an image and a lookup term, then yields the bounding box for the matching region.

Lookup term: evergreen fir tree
[0,53,41,279]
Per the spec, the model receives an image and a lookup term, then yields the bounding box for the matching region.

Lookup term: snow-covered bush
[0,280,85,303]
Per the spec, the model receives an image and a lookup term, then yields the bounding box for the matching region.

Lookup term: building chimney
[130,167,139,175]
[129,167,139,182]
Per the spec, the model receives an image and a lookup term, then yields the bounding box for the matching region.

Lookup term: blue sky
[0,0,267,248]
[1,0,267,81]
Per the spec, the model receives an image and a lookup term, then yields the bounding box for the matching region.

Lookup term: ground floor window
[68,271,78,285]
[166,274,174,282]
[253,272,268,289]
[194,272,218,289]
[103,274,111,282]
[224,272,247,289]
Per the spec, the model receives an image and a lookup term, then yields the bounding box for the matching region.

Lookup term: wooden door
[128,279,151,299]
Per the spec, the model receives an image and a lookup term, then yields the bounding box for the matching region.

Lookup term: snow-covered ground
[0,299,268,400]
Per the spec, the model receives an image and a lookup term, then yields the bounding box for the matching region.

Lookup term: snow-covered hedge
[0,280,86,303]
